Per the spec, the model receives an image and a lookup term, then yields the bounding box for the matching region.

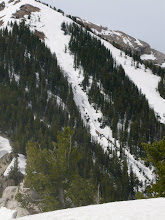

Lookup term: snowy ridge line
[0,0,157,184]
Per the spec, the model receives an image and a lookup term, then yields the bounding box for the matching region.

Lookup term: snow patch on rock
[141,53,157,61]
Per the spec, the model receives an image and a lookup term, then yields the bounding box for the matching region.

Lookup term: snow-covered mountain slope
[0,0,164,185]
[0,198,162,220]
[101,39,165,124]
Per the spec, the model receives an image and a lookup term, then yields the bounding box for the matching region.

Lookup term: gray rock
[0,185,31,218]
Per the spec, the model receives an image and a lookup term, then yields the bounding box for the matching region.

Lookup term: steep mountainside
[0,0,164,210]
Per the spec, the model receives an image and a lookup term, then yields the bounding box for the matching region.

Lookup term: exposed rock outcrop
[0,186,29,218]
[0,2,5,11]
[34,30,45,40]
[12,4,40,19]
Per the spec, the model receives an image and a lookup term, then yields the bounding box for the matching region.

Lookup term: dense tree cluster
[61,22,165,159]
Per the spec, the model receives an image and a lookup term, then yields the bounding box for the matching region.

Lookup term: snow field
[15,198,165,220]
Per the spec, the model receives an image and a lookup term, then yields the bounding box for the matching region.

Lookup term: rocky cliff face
[78,19,165,67]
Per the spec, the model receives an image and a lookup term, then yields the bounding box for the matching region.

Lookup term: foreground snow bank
[0,207,16,219]
[16,198,165,220]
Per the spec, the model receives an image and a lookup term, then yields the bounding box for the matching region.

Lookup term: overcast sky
[42,0,165,54]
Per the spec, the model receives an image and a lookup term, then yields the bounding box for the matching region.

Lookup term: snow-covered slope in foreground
[6,198,163,220]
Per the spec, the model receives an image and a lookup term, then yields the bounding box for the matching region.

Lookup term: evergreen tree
[142,137,165,197]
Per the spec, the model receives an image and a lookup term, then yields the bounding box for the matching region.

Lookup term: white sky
[41,0,165,54]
